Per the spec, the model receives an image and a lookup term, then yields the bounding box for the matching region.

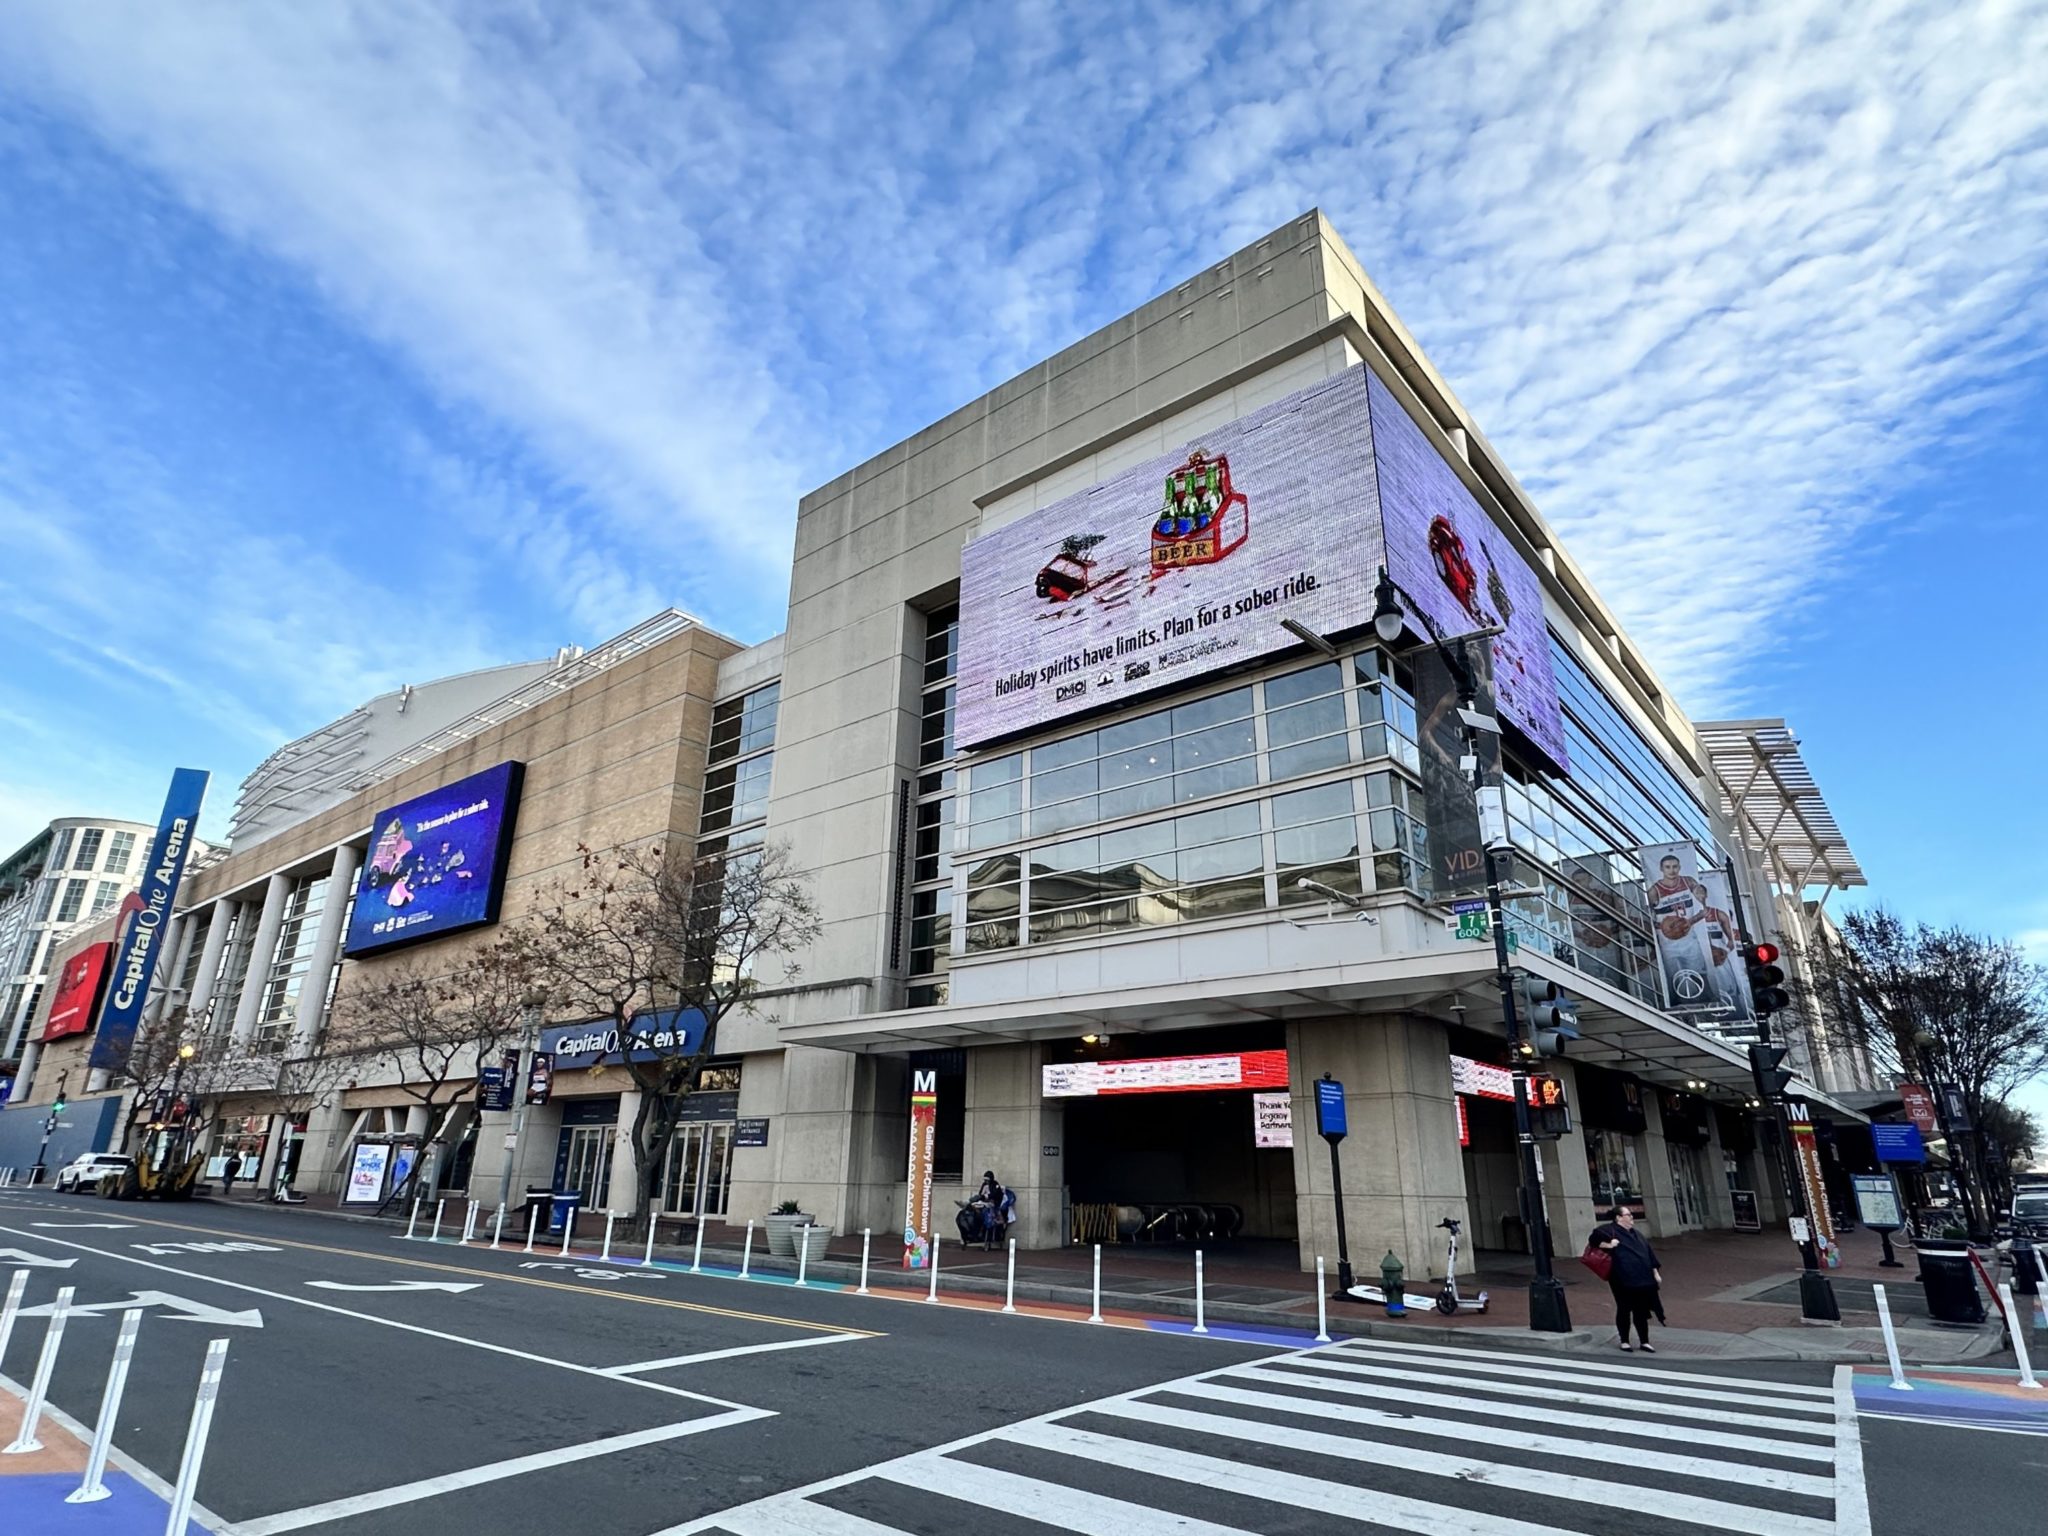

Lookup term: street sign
[1871,1122,1925,1164]
[735,1117,770,1148]
[1851,1173,1904,1231]
[1315,1077,1347,1140]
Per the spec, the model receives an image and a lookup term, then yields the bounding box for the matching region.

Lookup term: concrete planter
[793,1224,834,1264]
[765,1212,815,1257]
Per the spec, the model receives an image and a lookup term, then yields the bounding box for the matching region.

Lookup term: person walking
[1590,1204,1663,1351]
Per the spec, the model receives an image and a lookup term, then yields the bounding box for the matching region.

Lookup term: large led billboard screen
[43,940,113,1042]
[343,760,525,957]
[955,363,1568,770]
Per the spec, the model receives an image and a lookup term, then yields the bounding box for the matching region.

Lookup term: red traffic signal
[1750,942,1779,966]
[1743,943,1789,1014]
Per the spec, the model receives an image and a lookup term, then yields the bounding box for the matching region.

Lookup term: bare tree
[1796,907,2048,1228]
[515,840,819,1229]
[324,937,535,1205]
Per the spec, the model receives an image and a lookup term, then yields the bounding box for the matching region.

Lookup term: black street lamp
[1371,567,1572,1333]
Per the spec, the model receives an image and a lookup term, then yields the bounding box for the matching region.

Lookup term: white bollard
[0,1270,28,1365]
[691,1218,705,1274]
[1193,1249,1208,1335]
[1999,1283,2041,1389]
[1316,1256,1331,1344]
[644,1215,659,1268]
[740,1220,754,1279]
[926,1231,941,1303]
[162,1338,229,1536]
[602,1212,616,1263]
[492,1204,506,1250]
[559,1206,574,1256]
[1002,1237,1017,1314]
[523,1204,539,1254]
[858,1228,871,1294]
[1873,1284,1910,1391]
[796,1224,812,1287]
[1089,1243,1103,1324]
[459,1203,474,1244]
[69,1308,143,1503]
[405,1197,421,1241]
[4,1285,74,1454]
[431,1199,445,1243]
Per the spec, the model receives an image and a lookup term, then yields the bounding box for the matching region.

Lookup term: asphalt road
[2,1185,2043,1536]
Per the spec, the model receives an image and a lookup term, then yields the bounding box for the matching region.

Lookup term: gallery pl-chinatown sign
[90,768,210,1072]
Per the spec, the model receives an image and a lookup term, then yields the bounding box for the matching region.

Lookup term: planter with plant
[766,1198,825,1257]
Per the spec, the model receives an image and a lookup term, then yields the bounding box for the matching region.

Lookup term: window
[700,683,779,837]
[55,880,87,924]
[255,875,328,1038]
[907,609,959,1004]
[73,828,105,871]
[48,829,74,872]
[90,881,122,918]
[30,879,57,922]
[104,831,137,875]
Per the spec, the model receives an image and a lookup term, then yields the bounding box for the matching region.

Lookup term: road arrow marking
[16,1289,264,1327]
[0,1247,76,1269]
[307,1280,481,1294]
[517,1262,662,1281]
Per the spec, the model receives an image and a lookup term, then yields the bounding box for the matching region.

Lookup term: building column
[147,914,198,1025]
[231,875,292,1045]
[1638,1091,1683,1236]
[14,1041,43,1101]
[183,899,236,1025]
[962,1043,1063,1250]
[291,844,360,1054]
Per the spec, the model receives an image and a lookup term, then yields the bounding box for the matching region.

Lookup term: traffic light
[1748,1041,1793,1100]
[50,1073,67,1116]
[1515,976,1581,1057]
[1744,942,1790,1016]
[1530,1073,1573,1136]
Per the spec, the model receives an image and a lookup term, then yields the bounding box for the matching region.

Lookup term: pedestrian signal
[1530,1073,1572,1136]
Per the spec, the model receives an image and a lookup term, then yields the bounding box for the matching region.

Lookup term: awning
[1697,718,1866,896]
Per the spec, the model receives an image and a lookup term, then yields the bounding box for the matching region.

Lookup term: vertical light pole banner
[89,768,209,1072]
[1637,841,1743,1021]
[902,1068,937,1269]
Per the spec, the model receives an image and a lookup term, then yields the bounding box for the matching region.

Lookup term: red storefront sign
[43,941,113,1041]
[1040,1048,1288,1098]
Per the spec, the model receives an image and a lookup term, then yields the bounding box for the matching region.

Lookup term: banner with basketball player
[1638,842,1751,1025]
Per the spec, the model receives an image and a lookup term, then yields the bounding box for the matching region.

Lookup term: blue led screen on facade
[342,760,525,956]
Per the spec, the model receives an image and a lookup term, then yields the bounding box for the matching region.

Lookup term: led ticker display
[1041,1048,1289,1098]
[343,761,525,956]
[955,363,1569,771]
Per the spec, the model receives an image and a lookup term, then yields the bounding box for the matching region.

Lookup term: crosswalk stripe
[1005,1419,1593,1536]
[1080,1398,1830,1536]
[1334,1337,1835,1398]
[708,1502,903,1536]
[1168,1379,1838,1497]
[875,1456,1261,1535]
[1265,1355,1841,1436]
[1319,1343,1838,1416]
[1231,1364,1838,1460]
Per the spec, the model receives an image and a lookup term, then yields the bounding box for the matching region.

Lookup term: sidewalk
[195,1188,2015,1363]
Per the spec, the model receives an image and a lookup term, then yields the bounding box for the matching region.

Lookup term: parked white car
[54,1152,132,1193]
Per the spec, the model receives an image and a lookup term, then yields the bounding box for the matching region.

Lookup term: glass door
[1669,1142,1706,1228]
[662,1123,735,1218]
[563,1126,612,1208]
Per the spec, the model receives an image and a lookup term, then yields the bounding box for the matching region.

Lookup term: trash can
[1918,1247,1986,1325]
[549,1190,584,1236]
[520,1185,553,1237]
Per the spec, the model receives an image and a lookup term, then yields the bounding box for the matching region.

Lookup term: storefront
[1046,1027,1297,1246]
[1577,1064,1649,1213]
[656,1064,742,1219]
[552,1097,617,1208]
[1658,1090,1714,1230]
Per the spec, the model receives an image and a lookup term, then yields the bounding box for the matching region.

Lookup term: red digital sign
[1041,1048,1289,1098]
[43,941,113,1042]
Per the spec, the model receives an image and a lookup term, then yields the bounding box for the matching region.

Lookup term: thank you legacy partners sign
[904,1068,938,1269]
[91,767,209,1071]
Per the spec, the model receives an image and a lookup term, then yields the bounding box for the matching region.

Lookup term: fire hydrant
[1380,1250,1406,1316]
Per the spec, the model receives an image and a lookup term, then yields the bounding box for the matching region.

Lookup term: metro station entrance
[1052,1025,1298,1245]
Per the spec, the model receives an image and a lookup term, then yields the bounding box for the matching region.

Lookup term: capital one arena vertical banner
[954,364,1568,773]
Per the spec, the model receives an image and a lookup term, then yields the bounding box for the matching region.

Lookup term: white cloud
[0,0,2042,734]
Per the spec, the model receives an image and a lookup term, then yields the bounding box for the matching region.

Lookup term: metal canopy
[1697,718,1866,895]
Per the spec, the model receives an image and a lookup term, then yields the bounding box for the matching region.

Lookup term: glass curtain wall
[907,609,958,1007]
[255,874,328,1045]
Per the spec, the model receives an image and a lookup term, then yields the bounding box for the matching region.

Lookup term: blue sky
[2,3,2044,1088]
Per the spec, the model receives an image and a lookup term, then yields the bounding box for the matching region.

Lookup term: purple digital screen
[1368,371,1569,771]
[955,363,1569,771]
[343,760,525,956]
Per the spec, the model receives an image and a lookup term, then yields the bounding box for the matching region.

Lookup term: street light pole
[499,996,546,1210]
[1371,569,1571,1332]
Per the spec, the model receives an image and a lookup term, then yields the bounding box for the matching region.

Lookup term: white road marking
[306,1280,480,1294]
[1336,1335,1836,1397]
[0,1222,754,1412]
[231,1406,771,1536]
[1833,1364,1874,1536]
[30,1221,133,1229]
[1267,1354,1837,1434]
[1071,1402,1827,1536]
[1229,1363,1838,1458]
[602,1332,869,1375]
[710,1502,901,1536]
[0,1246,74,1268]
[1171,1378,1836,1497]
[1327,1340,1838,1415]
[878,1456,1262,1535]
[14,1288,263,1327]
[134,1239,281,1256]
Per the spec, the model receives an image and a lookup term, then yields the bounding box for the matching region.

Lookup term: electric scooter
[1434,1217,1489,1314]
